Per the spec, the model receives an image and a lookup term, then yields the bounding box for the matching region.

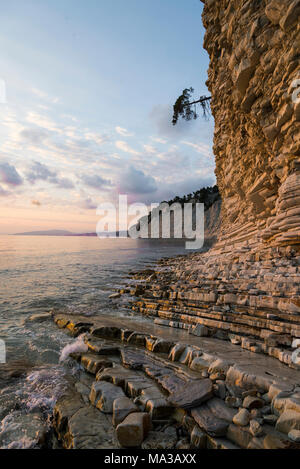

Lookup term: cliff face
[202,0,300,250]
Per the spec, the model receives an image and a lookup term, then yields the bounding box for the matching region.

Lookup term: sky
[0,0,215,234]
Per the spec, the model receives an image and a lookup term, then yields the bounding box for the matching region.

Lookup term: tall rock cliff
[202,0,300,251]
[131,1,300,371]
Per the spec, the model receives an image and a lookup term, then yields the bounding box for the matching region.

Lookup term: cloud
[81,197,97,210]
[20,128,50,144]
[27,161,57,183]
[26,161,74,188]
[143,144,157,154]
[181,141,212,158]
[0,185,9,196]
[115,140,140,155]
[115,126,134,137]
[151,137,168,144]
[85,132,110,146]
[31,88,59,104]
[0,162,23,186]
[26,111,62,133]
[119,166,157,195]
[80,174,112,190]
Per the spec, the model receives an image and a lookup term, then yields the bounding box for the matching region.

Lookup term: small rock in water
[27,313,52,323]
[109,293,121,299]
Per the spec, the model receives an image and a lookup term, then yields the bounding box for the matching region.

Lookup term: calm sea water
[0,235,188,448]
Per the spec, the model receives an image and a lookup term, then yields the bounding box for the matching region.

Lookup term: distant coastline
[12,229,128,237]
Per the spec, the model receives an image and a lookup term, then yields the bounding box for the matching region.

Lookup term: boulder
[276,409,300,434]
[116,413,151,448]
[233,409,250,427]
[113,397,139,427]
[243,395,264,410]
[89,381,125,413]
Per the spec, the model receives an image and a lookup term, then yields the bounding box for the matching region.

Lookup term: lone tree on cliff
[172,87,211,125]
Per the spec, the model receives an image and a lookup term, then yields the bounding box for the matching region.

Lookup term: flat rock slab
[67,406,117,449]
[85,337,120,356]
[191,404,229,437]
[168,379,213,409]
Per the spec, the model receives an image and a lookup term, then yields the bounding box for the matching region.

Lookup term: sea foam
[59,335,88,362]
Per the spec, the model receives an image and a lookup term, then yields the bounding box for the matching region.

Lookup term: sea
[0,235,189,448]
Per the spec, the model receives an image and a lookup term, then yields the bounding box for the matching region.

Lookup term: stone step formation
[51,313,300,449]
[129,246,300,369]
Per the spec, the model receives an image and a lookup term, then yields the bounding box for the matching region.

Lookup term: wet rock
[249,419,264,437]
[276,409,300,434]
[206,398,236,423]
[263,432,294,449]
[109,293,121,299]
[227,424,252,449]
[116,412,151,448]
[53,391,85,441]
[190,425,207,449]
[233,409,250,427]
[141,430,177,449]
[191,325,209,337]
[89,381,125,413]
[243,395,264,410]
[127,332,149,347]
[191,404,229,437]
[0,411,48,449]
[288,429,300,443]
[91,326,121,340]
[263,414,278,425]
[85,338,120,356]
[225,396,242,409]
[27,313,52,323]
[168,344,186,362]
[168,379,213,410]
[113,397,139,427]
[176,438,190,449]
[65,405,117,449]
[81,354,112,375]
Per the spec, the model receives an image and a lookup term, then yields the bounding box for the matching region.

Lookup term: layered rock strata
[202,0,300,249]
[52,313,300,450]
[130,247,300,367]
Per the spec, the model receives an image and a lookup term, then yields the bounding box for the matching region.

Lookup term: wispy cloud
[115,140,140,155]
[181,141,212,158]
[115,126,134,137]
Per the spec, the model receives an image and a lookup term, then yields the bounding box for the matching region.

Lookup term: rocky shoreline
[49,271,300,450]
